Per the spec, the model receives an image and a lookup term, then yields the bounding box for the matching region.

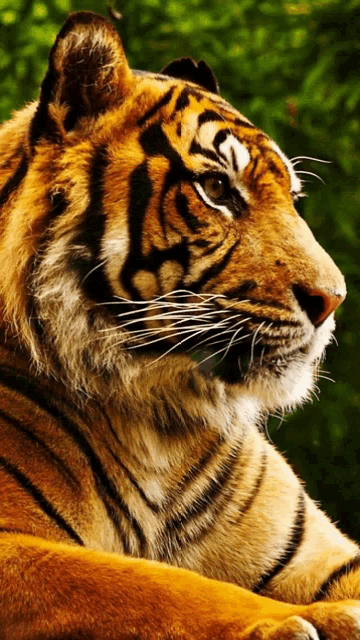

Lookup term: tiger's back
[0,10,359,640]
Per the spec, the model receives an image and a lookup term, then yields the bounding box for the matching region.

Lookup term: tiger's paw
[239,616,320,639]
[303,600,360,639]
[239,601,360,640]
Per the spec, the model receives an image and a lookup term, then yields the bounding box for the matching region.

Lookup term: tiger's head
[0,11,345,414]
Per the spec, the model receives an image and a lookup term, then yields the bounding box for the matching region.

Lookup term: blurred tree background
[0,0,359,539]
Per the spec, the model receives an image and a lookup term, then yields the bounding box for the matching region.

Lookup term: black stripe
[249,155,260,189]
[231,147,239,172]
[173,88,190,112]
[26,190,70,344]
[268,158,286,180]
[109,447,161,515]
[100,409,161,514]
[68,146,114,306]
[138,87,175,126]
[313,552,360,602]
[186,88,205,102]
[237,449,267,521]
[0,153,28,209]
[0,455,83,545]
[140,121,183,160]
[164,445,240,535]
[159,445,241,561]
[201,237,227,256]
[198,110,224,127]
[189,238,210,248]
[252,491,306,594]
[120,161,153,300]
[139,122,192,237]
[150,74,169,82]
[125,161,152,247]
[213,129,229,162]
[233,117,256,129]
[122,127,192,299]
[152,401,205,437]
[223,280,257,296]
[0,408,80,490]
[189,139,227,166]
[0,366,146,553]
[190,239,240,291]
[0,143,23,170]
[175,192,208,233]
[101,493,131,555]
[177,434,224,490]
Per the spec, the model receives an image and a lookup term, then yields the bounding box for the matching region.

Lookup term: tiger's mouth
[128,317,314,385]
[109,290,330,388]
[188,334,313,384]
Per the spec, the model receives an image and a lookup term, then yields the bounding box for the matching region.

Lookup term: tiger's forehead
[131,73,301,196]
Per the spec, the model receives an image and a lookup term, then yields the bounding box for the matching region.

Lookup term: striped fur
[0,10,359,640]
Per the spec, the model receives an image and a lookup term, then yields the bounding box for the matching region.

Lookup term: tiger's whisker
[259,347,265,368]
[249,322,265,368]
[194,333,253,369]
[114,310,214,331]
[124,323,214,344]
[97,306,217,330]
[290,156,331,164]
[99,324,211,355]
[295,170,325,184]
[81,260,107,284]
[114,290,226,304]
[317,374,335,383]
[184,318,238,351]
[187,316,252,352]
[216,322,250,364]
[144,326,213,365]
[99,306,233,334]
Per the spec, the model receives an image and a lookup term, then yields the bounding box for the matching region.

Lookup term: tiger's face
[0,12,346,412]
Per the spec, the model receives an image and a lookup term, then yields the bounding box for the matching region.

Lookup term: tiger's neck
[0,325,263,461]
[106,358,263,464]
[0,329,266,563]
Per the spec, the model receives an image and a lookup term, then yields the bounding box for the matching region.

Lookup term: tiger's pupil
[203,176,226,200]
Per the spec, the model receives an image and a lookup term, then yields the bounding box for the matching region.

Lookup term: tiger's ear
[160,58,220,95]
[30,11,132,149]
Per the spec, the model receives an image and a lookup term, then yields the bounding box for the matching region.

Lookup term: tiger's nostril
[292,284,345,327]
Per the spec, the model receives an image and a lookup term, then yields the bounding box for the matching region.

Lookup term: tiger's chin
[192,314,336,414]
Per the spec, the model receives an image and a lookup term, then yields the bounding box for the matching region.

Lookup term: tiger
[0,8,359,640]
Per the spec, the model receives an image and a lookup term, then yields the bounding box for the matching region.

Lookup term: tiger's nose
[293,284,346,328]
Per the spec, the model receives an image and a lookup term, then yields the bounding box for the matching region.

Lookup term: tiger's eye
[203,176,226,200]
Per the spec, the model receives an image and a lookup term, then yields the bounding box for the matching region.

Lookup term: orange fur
[0,10,359,640]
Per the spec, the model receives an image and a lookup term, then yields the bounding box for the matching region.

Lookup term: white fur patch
[101,233,129,260]
[245,314,335,413]
[218,134,251,174]
[101,231,129,292]
[270,140,302,195]
[197,121,220,148]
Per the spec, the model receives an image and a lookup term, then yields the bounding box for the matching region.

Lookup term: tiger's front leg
[0,532,323,639]
[1,533,360,640]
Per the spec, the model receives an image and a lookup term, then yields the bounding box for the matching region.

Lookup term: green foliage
[0,0,359,538]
